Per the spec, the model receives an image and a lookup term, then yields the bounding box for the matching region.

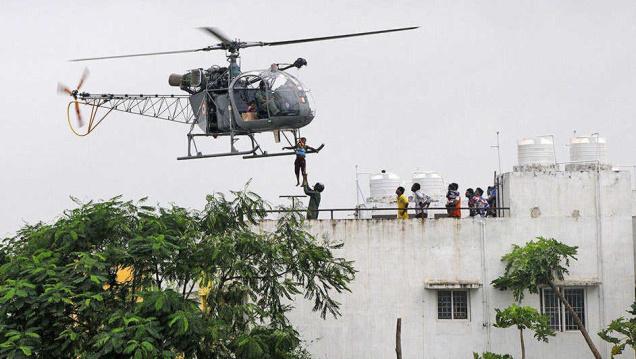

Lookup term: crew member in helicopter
[254,81,281,118]
[283,137,317,186]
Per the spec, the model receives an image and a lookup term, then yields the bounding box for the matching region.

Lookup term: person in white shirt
[411,183,432,219]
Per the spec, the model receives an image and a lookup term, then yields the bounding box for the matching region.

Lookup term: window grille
[437,290,469,320]
[564,288,585,330]
[541,288,561,330]
[453,290,468,319]
[437,291,452,319]
[541,287,585,331]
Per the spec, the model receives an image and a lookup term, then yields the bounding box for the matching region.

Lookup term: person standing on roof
[465,188,477,217]
[411,183,432,219]
[474,187,490,217]
[446,183,461,218]
[304,182,324,220]
[396,186,409,220]
[283,137,316,186]
[486,186,497,217]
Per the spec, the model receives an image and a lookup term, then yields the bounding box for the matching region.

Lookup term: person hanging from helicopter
[283,137,317,186]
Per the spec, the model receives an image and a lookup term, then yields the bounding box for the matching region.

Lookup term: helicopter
[59,26,418,160]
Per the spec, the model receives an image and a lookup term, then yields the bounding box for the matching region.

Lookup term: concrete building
[267,168,636,358]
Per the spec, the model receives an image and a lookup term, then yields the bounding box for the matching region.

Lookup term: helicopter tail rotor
[58,68,90,127]
[56,83,73,96]
[76,68,89,90]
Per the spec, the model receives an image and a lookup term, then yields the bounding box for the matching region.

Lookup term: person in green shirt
[254,81,281,118]
[304,182,324,220]
[396,186,409,219]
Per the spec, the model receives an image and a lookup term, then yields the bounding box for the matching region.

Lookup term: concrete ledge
[551,279,601,287]
[424,280,482,289]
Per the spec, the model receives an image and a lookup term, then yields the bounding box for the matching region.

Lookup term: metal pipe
[594,161,607,356]
[479,219,491,352]
[264,207,510,212]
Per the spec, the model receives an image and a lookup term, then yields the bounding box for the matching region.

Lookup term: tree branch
[548,280,601,359]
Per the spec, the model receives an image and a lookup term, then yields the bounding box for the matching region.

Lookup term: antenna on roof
[490,131,502,175]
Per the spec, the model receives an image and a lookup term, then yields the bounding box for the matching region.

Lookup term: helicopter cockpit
[229,69,315,131]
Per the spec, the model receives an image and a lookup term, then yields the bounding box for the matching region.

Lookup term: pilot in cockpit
[255,81,281,117]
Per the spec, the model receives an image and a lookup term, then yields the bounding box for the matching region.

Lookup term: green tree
[491,237,601,359]
[494,304,555,359]
[0,187,355,358]
[598,302,636,358]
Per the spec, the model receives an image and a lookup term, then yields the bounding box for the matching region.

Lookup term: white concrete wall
[501,170,631,219]
[264,171,635,359]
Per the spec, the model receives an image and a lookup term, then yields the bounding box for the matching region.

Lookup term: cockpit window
[266,72,304,116]
[231,74,264,121]
[232,70,312,121]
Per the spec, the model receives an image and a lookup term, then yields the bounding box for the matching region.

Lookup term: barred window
[564,288,585,331]
[541,287,585,331]
[437,290,469,320]
[542,288,561,330]
[438,291,452,319]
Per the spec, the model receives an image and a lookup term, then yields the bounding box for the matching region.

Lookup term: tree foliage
[0,188,355,358]
[491,237,601,359]
[494,304,554,342]
[491,237,577,301]
[494,304,555,359]
[599,302,636,358]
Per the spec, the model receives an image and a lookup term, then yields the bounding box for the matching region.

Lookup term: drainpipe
[479,219,492,352]
[594,160,607,356]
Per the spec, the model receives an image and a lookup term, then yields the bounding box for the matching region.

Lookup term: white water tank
[369,170,400,199]
[570,136,608,164]
[517,136,555,166]
[411,171,445,197]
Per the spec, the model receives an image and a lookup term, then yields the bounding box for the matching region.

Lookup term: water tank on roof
[569,136,608,164]
[517,136,555,166]
[411,171,445,197]
[369,170,400,199]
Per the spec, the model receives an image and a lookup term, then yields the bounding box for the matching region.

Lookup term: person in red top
[446,183,461,218]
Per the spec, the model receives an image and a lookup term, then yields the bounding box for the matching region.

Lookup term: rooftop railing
[264,206,510,220]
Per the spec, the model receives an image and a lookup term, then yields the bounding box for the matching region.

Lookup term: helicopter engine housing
[168,69,204,88]
[168,73,183,87]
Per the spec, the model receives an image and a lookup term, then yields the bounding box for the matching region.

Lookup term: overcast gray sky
[1,0,635,234]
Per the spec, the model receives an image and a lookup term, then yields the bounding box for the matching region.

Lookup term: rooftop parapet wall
[501,170,632,219]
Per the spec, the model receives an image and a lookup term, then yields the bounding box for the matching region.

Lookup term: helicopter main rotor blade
[255,26,419,47]
[199,27,232,44]
[69,46,222,62]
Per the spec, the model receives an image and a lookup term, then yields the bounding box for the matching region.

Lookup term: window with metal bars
[437,290,469,320]
[540,287,585,331]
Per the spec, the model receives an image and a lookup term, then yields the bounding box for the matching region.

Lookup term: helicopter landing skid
[176,132,261,160]
[176,147,260,160]
[242,144,324,159]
